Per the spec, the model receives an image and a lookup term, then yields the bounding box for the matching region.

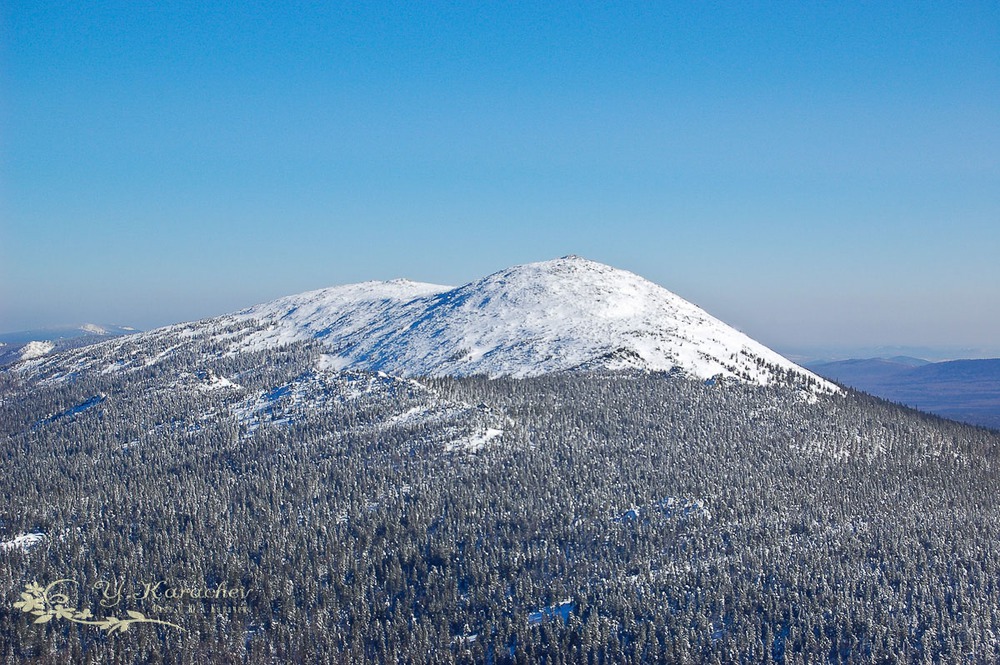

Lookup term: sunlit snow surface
[0,533,46,552]
[12,256,835,394]
[231,256,835,391]
[19,341,55,361]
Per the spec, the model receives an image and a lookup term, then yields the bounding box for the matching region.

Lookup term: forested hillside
[2,338,998,663]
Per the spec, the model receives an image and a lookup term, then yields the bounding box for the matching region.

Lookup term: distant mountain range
[0,324,138,366]
[806,357,1000,429]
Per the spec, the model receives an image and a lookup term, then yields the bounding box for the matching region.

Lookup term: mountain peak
[513,254,609,273]
[228,257,835,391]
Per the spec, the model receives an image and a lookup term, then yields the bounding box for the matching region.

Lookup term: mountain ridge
[226,255,834,390]
[10,257,834,393]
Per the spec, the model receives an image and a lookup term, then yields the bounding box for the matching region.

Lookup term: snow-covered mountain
[7,259,999,664]
[11,256,834,391]
[224,255,832,390]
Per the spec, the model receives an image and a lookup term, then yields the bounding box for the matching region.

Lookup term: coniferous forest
[2,334,1000,663]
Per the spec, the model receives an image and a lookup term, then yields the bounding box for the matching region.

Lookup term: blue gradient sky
[2,2,998,355]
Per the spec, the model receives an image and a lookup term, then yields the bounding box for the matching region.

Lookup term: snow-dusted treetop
[229,255,835,391]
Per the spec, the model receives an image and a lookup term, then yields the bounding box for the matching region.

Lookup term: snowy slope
[11,256,833,392]
[232,279,451,352]
[224,256,834,390]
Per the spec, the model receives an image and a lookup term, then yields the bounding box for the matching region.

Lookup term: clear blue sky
[2,2,998,355]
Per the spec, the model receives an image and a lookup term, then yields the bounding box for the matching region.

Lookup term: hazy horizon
[2,261,999,364]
